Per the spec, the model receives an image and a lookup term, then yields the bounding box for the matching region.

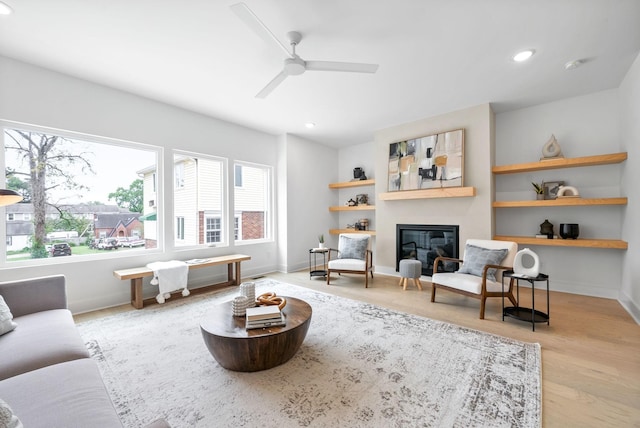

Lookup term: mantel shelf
[493,197,627,208]
[328,179,375,189]
[378,186,476,201]
[329,205,375,212]
[329,229,376,236]
[493,235,628,250]
[492,152,627,175]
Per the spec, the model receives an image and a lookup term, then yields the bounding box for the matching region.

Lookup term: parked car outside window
[97,238,119,250]
[118,237,145,248]
[50,243,72,257]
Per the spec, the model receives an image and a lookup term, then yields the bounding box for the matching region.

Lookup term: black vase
[559,223,580,239]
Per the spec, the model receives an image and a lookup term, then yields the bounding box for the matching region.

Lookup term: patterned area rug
[77,279,541,427]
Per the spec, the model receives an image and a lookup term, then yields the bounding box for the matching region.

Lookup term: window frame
[233,160,274,245]
[1,120,163,266]
[172,150,228,250]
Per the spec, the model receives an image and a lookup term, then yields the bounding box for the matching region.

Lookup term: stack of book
[245,305,286,330]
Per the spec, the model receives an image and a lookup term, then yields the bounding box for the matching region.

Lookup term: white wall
[278,134,338,272]
[619,53,640,322]
[0,56,281,313]
[373,104,495,276]
[495,90,625,298]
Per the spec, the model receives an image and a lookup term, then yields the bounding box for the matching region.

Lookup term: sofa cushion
[338,235,369,260]
[0,296,17,336]
[0,359,122,428]
[0,398,23,428]
[0,309,89,380]
[457,244,508,282]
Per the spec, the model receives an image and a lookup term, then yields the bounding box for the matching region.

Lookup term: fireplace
[396,224,459,276]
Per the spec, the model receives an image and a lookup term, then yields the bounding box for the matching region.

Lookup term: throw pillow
[457,244,508,282]
[338,235,369,260]
[0,295,18,336]
[0,398,23,428]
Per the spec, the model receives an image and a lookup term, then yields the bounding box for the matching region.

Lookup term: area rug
[77,279,541,428]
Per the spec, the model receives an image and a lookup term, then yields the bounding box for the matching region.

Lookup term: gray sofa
[0,275,168,428]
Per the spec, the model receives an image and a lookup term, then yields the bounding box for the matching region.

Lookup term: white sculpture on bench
[146,260,190,304]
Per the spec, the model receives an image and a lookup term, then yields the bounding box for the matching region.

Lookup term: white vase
[318,243,326,249]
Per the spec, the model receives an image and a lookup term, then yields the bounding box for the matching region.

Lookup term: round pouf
[399,259,423,291]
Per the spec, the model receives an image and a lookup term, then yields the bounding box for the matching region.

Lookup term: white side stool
[398,259,423,291]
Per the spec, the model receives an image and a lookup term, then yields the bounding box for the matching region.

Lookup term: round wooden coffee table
[200,296,312,372]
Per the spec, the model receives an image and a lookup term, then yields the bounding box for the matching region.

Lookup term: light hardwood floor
[76,271,640,427]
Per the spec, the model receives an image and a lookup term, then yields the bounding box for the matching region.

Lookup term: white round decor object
[513,248,540,277]
[556,185,579,197]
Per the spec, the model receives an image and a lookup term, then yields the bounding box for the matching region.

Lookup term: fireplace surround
[396,224,459,276]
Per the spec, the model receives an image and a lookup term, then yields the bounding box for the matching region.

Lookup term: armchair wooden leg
[431,284,437,302]
[479,297,486,320]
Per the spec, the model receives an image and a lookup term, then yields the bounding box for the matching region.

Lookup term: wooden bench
[113,254,251,309]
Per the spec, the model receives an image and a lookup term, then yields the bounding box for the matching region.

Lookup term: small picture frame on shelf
[542,180,564,200]
[356,194,368,205]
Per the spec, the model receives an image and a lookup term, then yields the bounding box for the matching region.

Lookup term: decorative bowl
[559,223,580,239]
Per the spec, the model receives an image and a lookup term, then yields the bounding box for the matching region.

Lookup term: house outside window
[6,213,14,221]
[233,162,272,242]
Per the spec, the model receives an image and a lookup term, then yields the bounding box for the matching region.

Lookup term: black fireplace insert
[396,224,459,276]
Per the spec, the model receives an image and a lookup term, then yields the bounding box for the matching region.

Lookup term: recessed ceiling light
[305,122,316,129]
[564,59,584,70]
[513,49,535,62]
[0,2,13,15]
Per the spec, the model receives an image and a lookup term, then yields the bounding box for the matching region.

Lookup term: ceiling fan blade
[230,2,291,58]
[305,61,379,74]
[256,70,288,98]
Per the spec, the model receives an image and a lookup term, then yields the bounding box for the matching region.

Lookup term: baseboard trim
[618,292,640,324]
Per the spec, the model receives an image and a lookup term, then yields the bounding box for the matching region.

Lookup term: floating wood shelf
[492,152,627,175]
[378,186,476,200]
[328,179,375,189]
[329,229,376,236]
[492,197,627,208]
[329,205,375,212]
[493,235,628,250]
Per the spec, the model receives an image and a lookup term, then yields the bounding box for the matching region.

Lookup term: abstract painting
[388,129,464,191]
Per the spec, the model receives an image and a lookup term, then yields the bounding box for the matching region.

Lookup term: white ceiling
[1,0,639,147]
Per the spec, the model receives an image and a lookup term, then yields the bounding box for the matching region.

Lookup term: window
[176,217,185,240]
[234,164,243,187]
[234,216,240,241]
[173,152,225,247]
[205,216,221,243]
[175,163,184,189]
[3,123,159,262]
[233,162,272,242]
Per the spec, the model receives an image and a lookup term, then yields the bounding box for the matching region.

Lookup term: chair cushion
[457,244,508,282]
[338,235,369,260]
[432,272,504,295]
[328,259,366,271]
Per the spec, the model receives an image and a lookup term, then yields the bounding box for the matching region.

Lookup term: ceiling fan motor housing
[285,56,306,75]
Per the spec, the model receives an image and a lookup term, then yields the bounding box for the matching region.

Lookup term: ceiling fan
[230,2,379,98]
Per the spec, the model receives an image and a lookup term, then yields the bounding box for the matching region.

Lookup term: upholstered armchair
[327,233,374,288]
[430,239,518,319]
